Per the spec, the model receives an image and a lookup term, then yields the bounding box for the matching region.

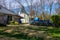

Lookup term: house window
[7,15,12,24]
[0,7,1,9]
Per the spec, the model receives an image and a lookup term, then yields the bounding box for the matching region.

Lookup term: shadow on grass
[47,28,60,33]
[47,28,60,38]
[0,30,44,40]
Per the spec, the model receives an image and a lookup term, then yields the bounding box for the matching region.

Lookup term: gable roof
[0,5,17,15]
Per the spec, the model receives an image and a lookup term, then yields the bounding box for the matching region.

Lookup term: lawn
[0,25,60,40]
[47,27,60,37]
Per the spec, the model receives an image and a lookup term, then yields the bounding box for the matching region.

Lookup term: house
[0,5,22,25]
[19,12,29,23]
[18,5,30,24]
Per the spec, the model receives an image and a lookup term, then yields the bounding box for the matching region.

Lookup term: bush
[10,21,19,25]
[0,23,6,26]
[51,15,60,27]
[14,21,19,25]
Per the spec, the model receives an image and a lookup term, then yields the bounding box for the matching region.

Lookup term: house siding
[0,14,7,24]
[0,14,21,24]
[12,16,20,23]
[0,5,22,24]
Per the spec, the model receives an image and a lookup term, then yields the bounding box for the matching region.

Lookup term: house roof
[0,5,22,18]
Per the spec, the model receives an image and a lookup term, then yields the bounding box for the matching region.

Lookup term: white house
[0,5,22,24]
[19,12,29,23]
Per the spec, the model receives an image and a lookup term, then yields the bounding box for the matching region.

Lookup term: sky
[0,0,60,15]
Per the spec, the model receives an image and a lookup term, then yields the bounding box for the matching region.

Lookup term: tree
[25,0,31,13]
[49,0,54,19]
[30,10,35,18]
[51,15,60,27]
[55,2,60,15]
[39,0,45,20]
[0,0,6,7]
[44,0,54,19]
[56,8,60,15]
[15,0,27,14]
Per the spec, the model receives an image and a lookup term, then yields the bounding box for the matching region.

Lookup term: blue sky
[0,0,60,14]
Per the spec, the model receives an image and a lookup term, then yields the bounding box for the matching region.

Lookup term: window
[0,6,1,9]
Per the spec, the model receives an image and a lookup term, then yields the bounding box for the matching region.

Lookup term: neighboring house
[19,12,29,23]
[0,5,22,24]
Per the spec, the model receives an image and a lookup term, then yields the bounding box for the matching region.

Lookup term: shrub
[51,15,60,27]
[14,21,19,25]
[10,21,19,25]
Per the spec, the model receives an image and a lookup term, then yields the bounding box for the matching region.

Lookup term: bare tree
[0,0,6,7]
[56,9,60,15]
[56,4,60,15]
[15,0,27,14]
[49,0,54,18]
[25,0,35,18]
[55,0,60,15]
[39,0,45,20]
[25,0,30,9]
[15,0,55,19]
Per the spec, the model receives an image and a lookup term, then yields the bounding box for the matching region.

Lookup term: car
[29,20,40,25]
[29,17,40,25]
[39,20,53,26]
[30,18,53,26]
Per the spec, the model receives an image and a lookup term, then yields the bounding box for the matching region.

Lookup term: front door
[7,15,12,24]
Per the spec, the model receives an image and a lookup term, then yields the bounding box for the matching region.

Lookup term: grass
[0,31,44,40]
[0,26,60,40]
[47,27,60,38]
[0,26,44,40]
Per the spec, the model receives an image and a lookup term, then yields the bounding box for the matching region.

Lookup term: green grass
[0,31,44,40]
[0,26,44,40]
[47,27,60,37]
[0,26,60,40]
[0,27,7,31]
